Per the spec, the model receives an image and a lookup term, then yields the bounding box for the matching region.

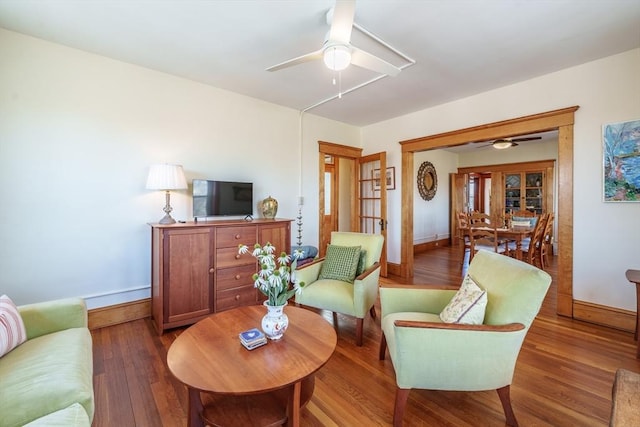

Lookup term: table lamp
[146,163,188,224]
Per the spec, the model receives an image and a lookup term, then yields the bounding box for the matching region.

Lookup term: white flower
[238,242,302,306]
[277,252,291,265]
[263,243,275,255]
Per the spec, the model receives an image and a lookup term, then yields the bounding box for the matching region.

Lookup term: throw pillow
[318,245,361,283]
[439,275,488,324]
[356,249,368,276]
[0,295,27,358]
[512,216,538,228]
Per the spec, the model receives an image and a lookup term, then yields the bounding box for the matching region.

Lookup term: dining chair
[456,211,471,265]
[520,213,548,268]
[469,211,492,226]
[469,227,511,262]
[539,212,555,269]
[510,210,536,218]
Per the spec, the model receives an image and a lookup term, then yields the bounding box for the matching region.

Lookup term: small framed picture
[372,167,396,191]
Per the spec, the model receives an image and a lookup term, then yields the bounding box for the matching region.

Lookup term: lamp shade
[146,164,188,190]
[323,45,351,71]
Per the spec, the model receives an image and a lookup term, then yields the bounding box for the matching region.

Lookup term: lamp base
[158,213,177,224]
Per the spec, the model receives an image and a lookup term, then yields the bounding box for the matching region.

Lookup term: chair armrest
[355,262,380,280]
[294,258,324,288]
[380,286,457,318]
[352,263,382,318]
[18,297,88,340]
[393,320,525,332]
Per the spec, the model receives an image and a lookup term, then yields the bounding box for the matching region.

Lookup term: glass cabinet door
[525,172,544,214]
[504,171,545,214]
[505,173,521,210]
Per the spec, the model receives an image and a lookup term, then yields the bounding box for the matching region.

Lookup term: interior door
[358,152,388,276]
[450,173,469,248]
[321,160,338,254]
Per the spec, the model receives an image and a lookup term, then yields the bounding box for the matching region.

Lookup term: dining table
[466,225,534,261]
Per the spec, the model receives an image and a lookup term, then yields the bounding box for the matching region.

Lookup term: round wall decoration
[417,161,437,201]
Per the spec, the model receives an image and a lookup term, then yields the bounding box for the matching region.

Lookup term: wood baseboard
[414,238,450,254]
[386,262,402,277]
[573,300,636,333]
[88,298,151,330]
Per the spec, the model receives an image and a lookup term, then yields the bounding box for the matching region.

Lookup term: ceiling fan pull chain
[338,71,342,98]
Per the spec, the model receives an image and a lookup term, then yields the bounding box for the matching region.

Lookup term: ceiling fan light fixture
[492,141,514,149]
[323,45,351,71]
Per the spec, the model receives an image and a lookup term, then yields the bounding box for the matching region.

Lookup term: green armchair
[379,250,551,426]
[294,231,384,346]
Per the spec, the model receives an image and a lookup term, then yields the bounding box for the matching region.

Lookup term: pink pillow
[0,295,27,357]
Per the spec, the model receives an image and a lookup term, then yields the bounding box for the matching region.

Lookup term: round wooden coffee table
[167,305,337,427]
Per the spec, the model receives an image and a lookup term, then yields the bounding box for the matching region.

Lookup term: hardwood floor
[91,247,640,426]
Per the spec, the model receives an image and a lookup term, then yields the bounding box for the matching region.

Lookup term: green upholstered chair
[294,231,384,346]
[379,250,551,427]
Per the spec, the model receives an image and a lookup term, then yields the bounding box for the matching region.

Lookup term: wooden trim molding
[386,262,402,277]
[414,238,450,254]
[399,106,579,319]
[88,298,151,330]
[573,300,636,333]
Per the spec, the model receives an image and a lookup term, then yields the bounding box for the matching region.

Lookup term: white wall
[363,48,640,312]
[0,29,359,308]
[412,150,458,245]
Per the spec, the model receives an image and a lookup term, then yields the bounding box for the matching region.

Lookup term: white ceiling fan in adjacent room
[266,0,402,77]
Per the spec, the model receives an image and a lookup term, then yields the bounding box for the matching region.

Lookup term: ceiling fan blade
[266,49,323,72]
[351,47,401,76]
[511,136,542,142]
[328,0,356,44]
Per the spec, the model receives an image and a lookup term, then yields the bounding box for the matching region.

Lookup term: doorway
[318,141,389,275]
[399,106,578,318]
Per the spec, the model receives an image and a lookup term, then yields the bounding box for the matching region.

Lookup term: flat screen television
[192,179,253,218]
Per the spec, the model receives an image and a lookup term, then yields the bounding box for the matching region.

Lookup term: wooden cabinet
[150,219,291,334]
[504,171,546,215]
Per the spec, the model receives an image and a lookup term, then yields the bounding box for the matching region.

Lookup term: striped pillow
[0,295,27,357]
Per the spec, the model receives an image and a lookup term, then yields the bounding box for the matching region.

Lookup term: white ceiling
[1,0,639,126]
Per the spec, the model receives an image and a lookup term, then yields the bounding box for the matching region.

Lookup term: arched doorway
[399,106,578,317]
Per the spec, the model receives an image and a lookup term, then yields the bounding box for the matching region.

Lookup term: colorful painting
[603,119,640,202]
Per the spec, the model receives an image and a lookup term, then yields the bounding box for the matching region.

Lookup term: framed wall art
[603,119,640,202]
[372,167,396,191]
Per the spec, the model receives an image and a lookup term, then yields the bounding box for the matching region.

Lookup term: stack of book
[239,328,267,350]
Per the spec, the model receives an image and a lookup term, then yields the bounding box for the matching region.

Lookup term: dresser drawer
[216,286,258,312]
[216,226,257,248]
[216,247,255,269]
[216,264,256,291]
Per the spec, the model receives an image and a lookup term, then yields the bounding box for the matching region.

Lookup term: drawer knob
[209,268,214,274]
[235,274,241,280]
[235,254,241,259]
[235,295,240,301]
[235,234,241,239]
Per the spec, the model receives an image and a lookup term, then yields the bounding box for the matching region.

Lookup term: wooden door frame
[318,141,362,256]
[400,106,578,317]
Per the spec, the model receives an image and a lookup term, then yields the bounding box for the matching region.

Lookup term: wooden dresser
[149,218,291,334]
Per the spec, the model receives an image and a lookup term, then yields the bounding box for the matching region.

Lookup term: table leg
[514,237,523,261]
[188,387,204,427]
[286,380,302,427]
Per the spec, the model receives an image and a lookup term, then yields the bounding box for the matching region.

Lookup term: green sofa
[0,298,94,426]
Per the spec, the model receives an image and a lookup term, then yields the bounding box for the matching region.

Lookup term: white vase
[261,301,288,340]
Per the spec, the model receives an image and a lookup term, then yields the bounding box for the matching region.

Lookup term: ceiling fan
[266,0,401,76]
[480,136,542,149]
